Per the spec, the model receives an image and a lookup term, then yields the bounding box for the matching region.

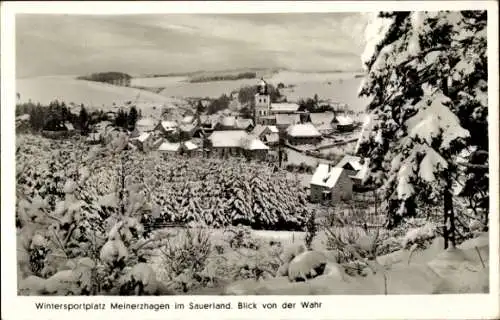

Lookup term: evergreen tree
[115,109,128,130]
[357,11,488,248]
[196,100,204,115]
[79,105,89,134]
[128,106,138,130]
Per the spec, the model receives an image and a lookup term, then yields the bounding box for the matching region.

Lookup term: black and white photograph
[2,1,498,315]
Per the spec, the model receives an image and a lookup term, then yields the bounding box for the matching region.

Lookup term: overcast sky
[16,13,369,78]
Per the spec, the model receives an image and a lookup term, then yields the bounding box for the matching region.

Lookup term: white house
[310,164,354,203]
[130,132,153,152]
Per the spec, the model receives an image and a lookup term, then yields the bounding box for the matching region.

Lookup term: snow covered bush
[224,225,260,250]
[357,11,488,248]
[158,227,212,293]
[401,222,438,249]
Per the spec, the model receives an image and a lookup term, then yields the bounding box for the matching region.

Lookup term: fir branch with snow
[357,11,488,248]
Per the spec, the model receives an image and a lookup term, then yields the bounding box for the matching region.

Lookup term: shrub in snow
[287,250,328,282]
[159,228,212,293]
[401,222,437,249]
[224,225,260,250]
[118,263,158,295]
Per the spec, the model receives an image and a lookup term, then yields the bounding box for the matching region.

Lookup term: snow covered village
[13,10,490,296]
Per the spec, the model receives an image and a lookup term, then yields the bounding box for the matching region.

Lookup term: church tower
[254,78,271,125]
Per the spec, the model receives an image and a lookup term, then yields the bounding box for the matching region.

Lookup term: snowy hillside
[16,76,183,115]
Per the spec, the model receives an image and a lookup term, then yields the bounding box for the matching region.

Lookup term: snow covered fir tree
[357,11,488,248]
[14,10,491,296]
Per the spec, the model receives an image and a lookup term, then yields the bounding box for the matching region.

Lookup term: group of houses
[253,79,356,145]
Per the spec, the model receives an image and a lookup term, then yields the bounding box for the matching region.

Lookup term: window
[322,190,331,201]
[259,99,262,103]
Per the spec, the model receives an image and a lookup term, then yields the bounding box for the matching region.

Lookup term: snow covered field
[16,76,182,114]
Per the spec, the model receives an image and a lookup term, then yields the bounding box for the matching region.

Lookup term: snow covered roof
[268,125,279,133]
[134,132,152,143]
[159,121,178,131]
[235,118,254,130]
[245,138,269,150]
[271,103,300,113]
[209,130,248,148]
[335,155,367,172]
[136,118,157,131]
[158,141,181,152]
[221,116,237,127]
[180,123,196,132]
[181,115,195,124]
[336,115,354,126]
[310,112,335,124]
[184,140,199,151]
[276,114,300,126]
[286,123,321,137]
[264,133,280,143]
[252,125,266,137]
[310,164,345,189]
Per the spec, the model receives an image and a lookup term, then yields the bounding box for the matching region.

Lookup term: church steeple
[258,78,268,95]
[254,78,271,125]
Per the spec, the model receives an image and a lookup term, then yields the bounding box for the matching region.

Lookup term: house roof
[180,123,196,132]
[335,155,366,171]
[136,118,157,131]
[221,116,237,127]
[264,133,280,143]
[184,140,199,151]
[336,115,354,126]
[352,160,370,181]
[276,114,300,126]
[158,141,181,152]
[286,123,321,137]
[316,123,334,132]
[245,138,269,150]
[310,164,345,189]
[64,122,75,131]
[134,132,152,143]
[271,103,300,113]
[181,115,195,124]
[235,118,254,130]
[252,124,267,137]
[209,130,248,148]
[159,121,178,131]
[310,112,335,124]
